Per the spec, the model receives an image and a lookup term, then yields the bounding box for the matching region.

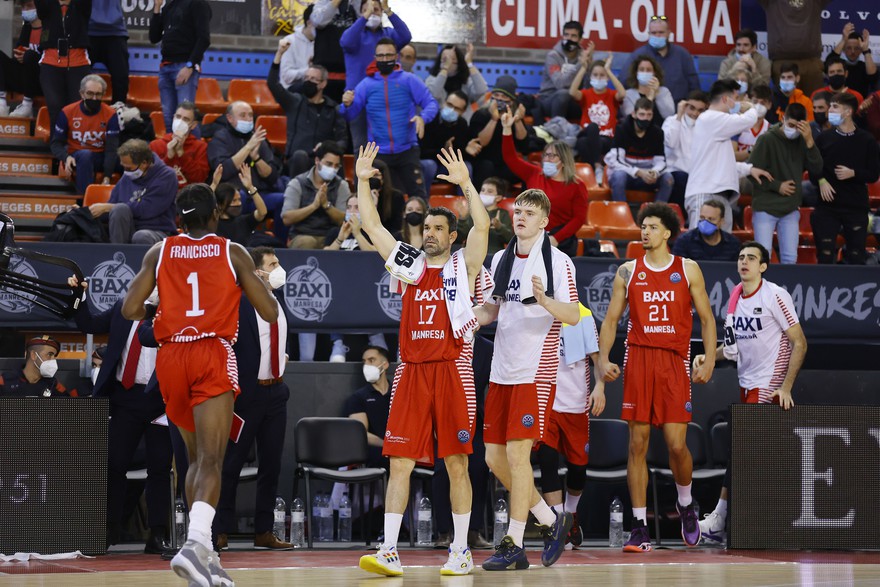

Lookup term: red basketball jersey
[154,234,241,344]
[625,255,693,358]
[399,267,463,363]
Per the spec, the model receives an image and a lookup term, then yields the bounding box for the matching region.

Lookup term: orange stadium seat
[797,246,817,264]
[342,154,354,182]
[429,182,457,196]
[496,197,514,217]
[150,111,166,136]
[228,79,282,116]
[97,73,113,103]
[127,75,162,112]
[599,239,619,258]
[625,240,644,259]
[429,195,465,216]
[202,112,221,126]
[868,179,880,197]
[733,205,754,241]
[195,78,228,114]
[83,184,113,206]
[799,207,813,244]
[625,191,655,204]
[35,106,51,142]
[255,115,287,152]
[575,163,611,201]
[588,201,640,240]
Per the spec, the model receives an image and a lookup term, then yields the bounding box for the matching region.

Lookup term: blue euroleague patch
[685,401,693,413]
[584,442,590,454]
[457,429,470,443]
[522,414,535,428]
[670,272,682,283]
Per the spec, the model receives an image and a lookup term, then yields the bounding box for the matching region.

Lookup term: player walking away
[122,183,279,587]
[473,189,581,571]
[693,241,807,544]
[355,142,490,577]
[537,305,606,549]
[597,202,717,553]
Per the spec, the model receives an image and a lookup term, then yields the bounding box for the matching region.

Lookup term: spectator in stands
[281,140,349,249]
[340,0,412,151]
[811,91,832,137]
[620,56,675,126]
[398,43,417,74]
[856,90,880,143]
[88,0,129,105]
[149,101,208,188]
[731,69,753,106]
[340,37,437,198]
[605,97,673,205]
[50,74,119,194]
[269,38,348,178]
[369,158,406,232]
[620,15,699,103]
[0,1,43,118]
[344,345,392,469]
[311,0,358,103]
[89,139,177,244]
[36,0,93,128]
[825,23,877,100]
[760,0,825,95]
[811,93,880,264]
[208,100,287,242]
[469,75,531,188]
[811,56,864,104]
[748,103,823,264]
[454,177,512,255]
[501,111,589,257]
[735,85,771,162]
[718,29,771,88]
[419,91,481,186]
[569,53,626,182]
[773,63,815,127]
[533,20,590,121]
[279,3,315,91]
[425,44,489,122]
[324,194,373,251]
[671,200,741,261]
[0,335,76,397]
[149,0,211,134]
[663,91,709,207]
[212,165,268,247]
[395,195,426,248]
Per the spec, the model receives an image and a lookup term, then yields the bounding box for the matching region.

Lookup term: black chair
[584,418,629,483]
[292,417,387,548]
[710,422,729,468]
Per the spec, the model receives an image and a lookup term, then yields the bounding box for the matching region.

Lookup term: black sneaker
[481,536,530,571]
[537,511,573,567]
[566,512,583,548]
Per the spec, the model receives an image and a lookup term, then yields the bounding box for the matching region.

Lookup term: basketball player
[474,189,581,571]
[693,241,807,544]
[597,202,717,552]
[122,183,279,587]
[354,143,490,576]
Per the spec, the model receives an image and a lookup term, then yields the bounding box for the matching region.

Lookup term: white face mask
[366,14,382,28]
[480,194,496,207]
[317,163,338,182]
[753,104,768,118]
[264,266,286,290]
[683,115,696,128]
[171,118,190,137]
[91,368,100,386]
[782,125,800,140]
[35,354,58,378]
[363,364,383,383]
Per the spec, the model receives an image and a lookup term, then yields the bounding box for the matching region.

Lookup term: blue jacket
[339,14,412,90]
[340,64,438,155]
[621,43,700,104]
[88,0,127,37]
[109,154,178,234]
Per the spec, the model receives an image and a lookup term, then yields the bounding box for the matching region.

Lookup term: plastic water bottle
[338,492,352,542]
[291,498,305,547]
[320,493,333,542]
[312,493,322,541]
[417,497,432,546]
[174,498,187,548]
[273,496,286,540]
[609,496,624,548]
[493,497,509,547]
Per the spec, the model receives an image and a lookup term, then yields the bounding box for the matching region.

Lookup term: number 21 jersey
[626,255,693,358]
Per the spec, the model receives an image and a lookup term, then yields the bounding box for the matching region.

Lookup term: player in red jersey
[355,143,489,577]
[597,202,716,553]
[122,183,278,587]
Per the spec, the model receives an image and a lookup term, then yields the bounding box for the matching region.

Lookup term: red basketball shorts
[543,410,590,466]
[741,387,775,404]
[484,381,555,444]
[156,338,239,432]
[621,345,692,427]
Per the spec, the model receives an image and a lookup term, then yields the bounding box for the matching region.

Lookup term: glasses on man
[542,152,560,161]
[650,15,668,21]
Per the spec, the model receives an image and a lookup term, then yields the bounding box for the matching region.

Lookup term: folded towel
[722,283,744,361]
[561,303,597,365]
[491,231,554,304]
[385,241,427,294]
[443,249,480,341]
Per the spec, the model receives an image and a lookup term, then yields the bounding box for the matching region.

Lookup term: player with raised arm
[693,241,807,544]
[122,183,278,587]
[355,142,490,577]
[597,202,716,553]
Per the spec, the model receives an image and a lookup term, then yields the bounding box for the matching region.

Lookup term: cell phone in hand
[57,38,69,57]
[497,103,509,114]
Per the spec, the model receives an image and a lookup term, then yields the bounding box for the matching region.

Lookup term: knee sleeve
[537,443,563,494]
[565,463,587,491]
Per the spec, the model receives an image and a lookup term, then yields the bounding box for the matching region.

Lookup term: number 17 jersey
[625,255,693,359]
[154,234,242,345]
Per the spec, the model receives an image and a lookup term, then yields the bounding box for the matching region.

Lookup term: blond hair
[514,189,551,217]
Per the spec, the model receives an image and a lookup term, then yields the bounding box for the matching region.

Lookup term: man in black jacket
[419,90,483,188]
[268,38,348,178]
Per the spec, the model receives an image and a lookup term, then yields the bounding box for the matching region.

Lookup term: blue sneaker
[481,536,530,571]
[538,511,573,567]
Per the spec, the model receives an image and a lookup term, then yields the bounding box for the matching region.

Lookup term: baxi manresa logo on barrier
[584,265,628,327]
[88,252,136,312]
[0,256,37,313]
[376,272,402,321]
[284,256,332,322]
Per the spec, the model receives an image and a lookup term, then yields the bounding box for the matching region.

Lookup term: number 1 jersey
[625,255,693,358]
[154,234,242,344]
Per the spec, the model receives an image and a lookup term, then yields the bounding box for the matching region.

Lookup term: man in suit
[214,246,293,550]
[70,276,173,554]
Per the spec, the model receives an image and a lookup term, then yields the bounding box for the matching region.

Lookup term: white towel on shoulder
[518,231,549,304]
[385,241,427,293]
[443,249,479,342]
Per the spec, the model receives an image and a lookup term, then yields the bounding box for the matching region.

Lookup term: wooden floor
[1,545,878,586]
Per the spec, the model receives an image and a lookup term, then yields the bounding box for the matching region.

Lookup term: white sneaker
[329,341,348,363]
[441,545,474,575]
[698,511,726,544]
[10,102,33,118]
[0,102,8,117]
[170,539,213,587]
[359,544,404,576]
[207,551,235,586]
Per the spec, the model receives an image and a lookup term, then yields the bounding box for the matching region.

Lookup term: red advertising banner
[486,0,741,56]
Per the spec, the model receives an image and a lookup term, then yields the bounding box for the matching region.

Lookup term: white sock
[564,493,581,514]
[632,507,647,524]
[383,512,403,549]
[714,498,728,518]
[451,512,470,548]
[507,518,526,547]
[187,501,215,549]
[530,500,557,527]
[676,483,693,507]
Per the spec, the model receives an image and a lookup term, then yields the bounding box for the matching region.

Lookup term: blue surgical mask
[648,36,667,50]
[344,211,360,222]
[779,80,796,93]
[542,161,558,177]
[124,168,144,180]
[637,72,654,86]
[235,119,254,134]
[738,80,748,94]
[590,77,608,91]
[22,9,38,22]
[440,106,459,123]
[317,163,338,181]
[697,219,718,236]
[828,112,843,126]
[729,101,741,115]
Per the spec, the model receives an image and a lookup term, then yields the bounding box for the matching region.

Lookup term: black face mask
[814,111,828,126]
[83,99,101,114]
[302,80,319,99]
[376,60,396,76]
[562,39,578,53]
[225,205,242,218]
[828,74,846,89]
[634,118,652,130]
[405,211,424,227]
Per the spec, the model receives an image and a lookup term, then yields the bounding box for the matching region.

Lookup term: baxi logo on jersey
[284,256,332,322]
[584,265,629,327]
[0,256,38,313]
[376,272,403,320]
[88,252,136,312]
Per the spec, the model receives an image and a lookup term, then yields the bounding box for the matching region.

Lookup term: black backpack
[44,207,108,242]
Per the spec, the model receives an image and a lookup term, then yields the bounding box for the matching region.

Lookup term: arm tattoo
[617,263,631,283]
[464,185,473,206]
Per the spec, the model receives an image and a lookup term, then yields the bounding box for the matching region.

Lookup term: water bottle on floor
[174,498,187,548]
[312,493,322,541]
[338,492,352,542]
[273,496,286,540]
[609,496,624,548]
[493,497,508,547]
[417,497,432,546]
[320,493,334,541]
[291,498,305,547]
